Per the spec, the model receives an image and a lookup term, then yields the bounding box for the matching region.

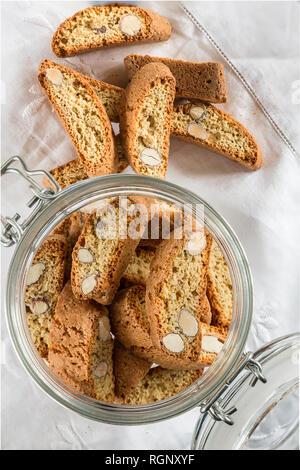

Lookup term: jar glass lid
[192,333,299,450]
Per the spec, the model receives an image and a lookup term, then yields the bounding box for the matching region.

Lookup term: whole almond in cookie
[26,263,45,286]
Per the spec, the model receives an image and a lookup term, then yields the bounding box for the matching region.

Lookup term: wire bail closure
[199,353,267,426]
[1,156,61,247]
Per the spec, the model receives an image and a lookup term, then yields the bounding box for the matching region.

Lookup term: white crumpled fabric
[1,1,299,450]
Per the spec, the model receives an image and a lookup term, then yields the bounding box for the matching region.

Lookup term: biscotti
[119,62,176,178]
[113,341,151,399]
[71,198,146,305]
[48,282,115,401]
[125,54,227,103]
[122,246,156,286]
[38,59,117,177]
[25,235,67,358]
[110,285,211,370]
[207,240,233,329]
[124,367,203,405]
[52,4,171,58]
[146,230,212,364]
[171,102,263,170]
[44,138,127,192]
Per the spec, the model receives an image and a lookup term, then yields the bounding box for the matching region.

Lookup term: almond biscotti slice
[71,198,146,305]
[119,62,176,178]
[48,282,115,401]
[110,285,211,370]
[122,246,156,286]
[171,102,263,170]
[52,4,171,58]
[124,367,203,405]
[207,240,233,329]
[38,59,117,177]
[146,230,212,364]
[125,54,227,103]
[25,235,67,358]
[114,341,151,399]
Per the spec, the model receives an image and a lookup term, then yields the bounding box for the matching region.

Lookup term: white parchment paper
[1,1,299,450]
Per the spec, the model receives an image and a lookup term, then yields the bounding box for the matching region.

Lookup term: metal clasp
[199,352,267,425]
[1,156,61,247]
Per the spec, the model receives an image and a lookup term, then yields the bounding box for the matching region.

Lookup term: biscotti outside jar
[1,156,299,450]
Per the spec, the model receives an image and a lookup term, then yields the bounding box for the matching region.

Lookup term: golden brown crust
[52,4,171,58]
[119,62,176,178]
[125,54,227,103]
[171,102,263,170]
[38,59,117,177]
[113,341,151,398]
[48,282,103,394]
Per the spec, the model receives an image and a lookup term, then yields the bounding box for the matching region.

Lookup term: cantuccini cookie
[124,367,203,405]
[25,235,67,358]
[207,240,233,329]
[113,341,151,399]
[125,54,227,103]
[48,282,115,401]
[71,198,147,305]
[110,285,211,370]
[43,137,128,193]
[171,102,263,170]
[146,230,212,364]
[52,4,171,58]
[119,62,176,178]
[38,59,117,177]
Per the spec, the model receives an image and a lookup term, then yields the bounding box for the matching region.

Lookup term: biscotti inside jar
[25,196,233,404]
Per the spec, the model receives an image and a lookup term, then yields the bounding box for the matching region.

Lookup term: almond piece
[46,68,63,86]
[94,360,108,379]
[30,298,49,315]
[96,218,107,239]
[185,232,206,256]
[178,309,198,337]
[140,148,162,167]
[189,106,206,121]
[162,333,185,353]
[187,123,208,141]
[99,316,111,342]
[77,248,93,263]
[202,335,224,354]
[81,273,98,295]
[26,263,45,286]
[119,14,141,35]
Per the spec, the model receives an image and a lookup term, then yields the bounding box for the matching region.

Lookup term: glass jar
[2,156,299,449]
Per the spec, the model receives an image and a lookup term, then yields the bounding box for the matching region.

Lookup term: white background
[1,1,299,449]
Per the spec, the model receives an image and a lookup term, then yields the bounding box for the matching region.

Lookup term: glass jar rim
[5,174,253,424]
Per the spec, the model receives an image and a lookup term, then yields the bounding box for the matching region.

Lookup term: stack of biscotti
[48,282,115,401]
[110,285,212,370]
